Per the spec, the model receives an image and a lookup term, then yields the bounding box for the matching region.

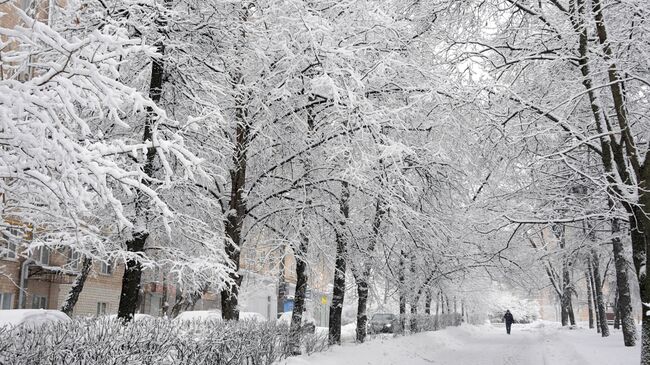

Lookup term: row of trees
[443,0,648,362]
[2,0,648,362]
[1,0,487,346]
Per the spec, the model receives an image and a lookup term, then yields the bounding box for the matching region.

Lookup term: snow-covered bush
[0,317,328,365]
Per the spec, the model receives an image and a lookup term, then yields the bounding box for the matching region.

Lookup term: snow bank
[0,309,70,328]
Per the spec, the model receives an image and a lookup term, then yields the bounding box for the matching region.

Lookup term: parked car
[174,310,223,322]
[278,311,316,333]
[0,309,70,329]
[367,313,399,334]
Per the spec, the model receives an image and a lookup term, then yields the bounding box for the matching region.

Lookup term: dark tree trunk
[170,286,183,318]
[398,292,406,334]
[220,88,250,321]
[568,300,576,326]
[117,1,170,322]
[585,271,594,329]
[61,256,92,317]
[614,289,620,330]
[355,197,385,343]
[589,265,601,333]
[356,278,370,341]
[610,215,637,345]
[290,233,310,354]
[424,290,432,315]
[277,251,286,319]
[161,273,169,316]
[591,251,610,337]
[329,182,350,345]
[118,233,148,320]
[397,251,407,334]
[445,295,451,314]
[410,298,419,333]
[560,299,568,327]
[435,291,440,330]
[461,301,465,320]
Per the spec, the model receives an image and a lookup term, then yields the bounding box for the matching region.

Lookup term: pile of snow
[239,311,266,321]
[174,310,222,322]
[0,309,70,329]
[278,311,316,326]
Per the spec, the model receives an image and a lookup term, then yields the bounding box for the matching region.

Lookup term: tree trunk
[220,89,250,320]
[290,233,310,355]
[610,214,637,345]
[568,300,576,326]
[589,265,601,333]
[591,251,610,337]
[410,299,419,333]
[117,1,169,321]
[614,289,620,330]
[60,256,92,317]
[355,197,385,343]
[118,233,148,320]
[277,250,286,319]
[397,251,407,334]
[585,271,594,329]
[170,286,183,318]
[329,182,350,345]
[398,292,406,334]
[161,273,169,317]
[435,291,440,330]
[424,290,432,315]
[445,295,451,314]
[356,277,370,340]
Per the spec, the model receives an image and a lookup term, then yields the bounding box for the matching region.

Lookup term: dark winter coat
[503,312,514,324]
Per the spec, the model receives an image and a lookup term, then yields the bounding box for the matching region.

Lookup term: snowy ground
[280,322,639,365]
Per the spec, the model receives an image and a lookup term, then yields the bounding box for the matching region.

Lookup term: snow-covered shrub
[0,317,327,365]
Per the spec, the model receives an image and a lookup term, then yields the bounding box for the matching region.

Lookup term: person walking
[503,310,514,335]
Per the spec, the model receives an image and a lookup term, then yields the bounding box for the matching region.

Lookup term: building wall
[0,259,21,309]
[239,270,277,320]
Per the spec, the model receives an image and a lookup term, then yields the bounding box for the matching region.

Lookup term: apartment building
[0,230,123,316]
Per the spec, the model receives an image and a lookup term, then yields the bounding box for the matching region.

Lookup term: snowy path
[280,323,639,365]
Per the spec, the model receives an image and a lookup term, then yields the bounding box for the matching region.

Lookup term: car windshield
[372,314,394,321]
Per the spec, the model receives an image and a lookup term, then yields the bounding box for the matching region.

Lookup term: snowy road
[280,323,639,365]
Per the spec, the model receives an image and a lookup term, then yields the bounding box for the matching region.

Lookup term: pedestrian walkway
[280,322,639,365]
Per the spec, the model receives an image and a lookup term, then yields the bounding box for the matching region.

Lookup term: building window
[1,228,20,259]
[100,260,113,275]
[0,293,13,309]
[32,295,47,309]
[34,246,50,265]
[68,250,81,270]
[96,302,108,315]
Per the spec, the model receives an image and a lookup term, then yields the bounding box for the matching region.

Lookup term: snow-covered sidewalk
[280,322,639,365]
